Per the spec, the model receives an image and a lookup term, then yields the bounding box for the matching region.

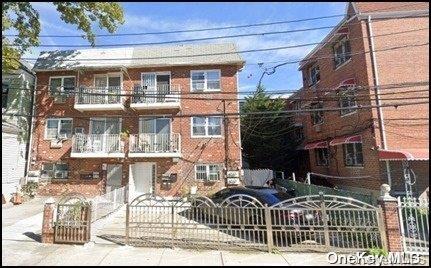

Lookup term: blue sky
[24,2,346,95]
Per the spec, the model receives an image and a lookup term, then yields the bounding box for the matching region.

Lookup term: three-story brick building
[29,43,244,199]
[288,2,429,198]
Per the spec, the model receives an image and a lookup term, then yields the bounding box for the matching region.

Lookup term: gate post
[125,203,130,245]
[378,184,402,252]
[319,193,331,250]
[41,197,56,244]
[264,205,274,252]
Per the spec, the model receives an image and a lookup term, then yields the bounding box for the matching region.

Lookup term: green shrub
[366,247,388,257]
[21,181,39,198]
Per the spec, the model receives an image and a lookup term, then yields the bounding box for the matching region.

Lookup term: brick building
[288,2,429,198]
[29,43,244,199]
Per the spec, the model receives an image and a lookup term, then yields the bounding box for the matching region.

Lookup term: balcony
[130,84,181,110]
[71,134,125,158]
[74,86,124,111]
[128,133,181,158]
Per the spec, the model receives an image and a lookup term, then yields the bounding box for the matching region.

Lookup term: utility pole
[223,100,229,183]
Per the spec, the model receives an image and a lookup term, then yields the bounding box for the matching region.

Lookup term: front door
[106,164,122,193]
[131,162,155,197]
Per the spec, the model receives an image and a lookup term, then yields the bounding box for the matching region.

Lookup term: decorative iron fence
[129,133,180,154]
[398,196,429,255]
[132,84,181,104]
[75,86,122,105]
[54,193,91,244]
[274,178,376,205]
[125,193,385,253]
[91,185,128,222]
[72,134,123,154]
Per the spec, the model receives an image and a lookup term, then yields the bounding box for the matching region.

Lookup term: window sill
[344,165,364,169]
[191,135,223,139]
[340,110,357,117]
[190,89,222,93]
[334,58,352,71]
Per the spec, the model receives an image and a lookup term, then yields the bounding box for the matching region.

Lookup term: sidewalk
[2,239,331,266]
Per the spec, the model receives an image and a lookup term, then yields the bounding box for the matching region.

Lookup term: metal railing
[398,196,429,255]
[75,86,122,105]
[123,193,384,252]
[90,185,128,222]
[129,133,180,153]
[71,134,123,154]
[132,84,181,104]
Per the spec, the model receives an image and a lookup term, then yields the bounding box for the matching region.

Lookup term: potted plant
[120,128,129,141]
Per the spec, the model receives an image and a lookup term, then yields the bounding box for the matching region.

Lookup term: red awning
[304,141,328,150]
[335,26,349,35]
[338,78,356,88]
[378,149,429,161]
[329,135,362,146]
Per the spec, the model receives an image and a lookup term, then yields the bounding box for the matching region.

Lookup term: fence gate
[125,193,385,252]
[54,193,91,244]
[398,197,429,255]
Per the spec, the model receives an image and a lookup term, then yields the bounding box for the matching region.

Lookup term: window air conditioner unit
[50,140,63,149]
[346,157,354,165]
[54,171,68,179]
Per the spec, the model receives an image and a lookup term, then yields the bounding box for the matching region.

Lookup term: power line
[2,100,429,120]
[8,27,429,61]
[3,2,425,39]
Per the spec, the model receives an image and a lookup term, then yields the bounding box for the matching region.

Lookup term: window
[41,163,69,179]
[310,102,324,125]
[293,126,304,142]
[2,82,9,110]
[74,127,84,134]
[192,116,222,137]
[333,36,351,68]
[45,118,73,140]
[191,70,221,91]
[315,148,329,166]
[195,164,222,181]
[343,143,363,166]
[50,76,76,102]
[338,87,357,115]
[309,65,320,86]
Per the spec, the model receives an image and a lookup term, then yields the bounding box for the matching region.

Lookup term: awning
[378,149,429,161]
[303,141,328,150]
[337,78,356,88]
[329,135,362,146]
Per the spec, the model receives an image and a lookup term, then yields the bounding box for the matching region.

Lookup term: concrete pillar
[378,184,403,252]
[41,197,56,244]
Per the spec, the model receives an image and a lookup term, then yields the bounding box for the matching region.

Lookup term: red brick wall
[290,12,429,194]
[31,65,241,197]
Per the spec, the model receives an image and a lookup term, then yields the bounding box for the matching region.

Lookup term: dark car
[210,186,296,207]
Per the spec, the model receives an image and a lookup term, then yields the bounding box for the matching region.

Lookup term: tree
[241,85,300,172]
[2,2,124,71]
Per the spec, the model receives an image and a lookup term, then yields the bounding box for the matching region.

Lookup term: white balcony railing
[129,133,180,154]
[75,86,122,105]
[132,84,181,104]
[72,134,124,155]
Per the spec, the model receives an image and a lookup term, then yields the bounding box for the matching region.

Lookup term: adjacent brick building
[29,43,244,199]
[288,2,429,199]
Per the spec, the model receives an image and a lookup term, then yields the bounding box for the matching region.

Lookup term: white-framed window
[49,76,76,102]
[308,65,320,86]
[315,148,329,166]
[191,70,221,91]
[343,143,363,166]
[195,164,222,181]
[45,118,73,140]
[191,116,222,137]
[41,163,69,179]
[338,87,357,116]
[333,36,351,68]
[310,102,324,125]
